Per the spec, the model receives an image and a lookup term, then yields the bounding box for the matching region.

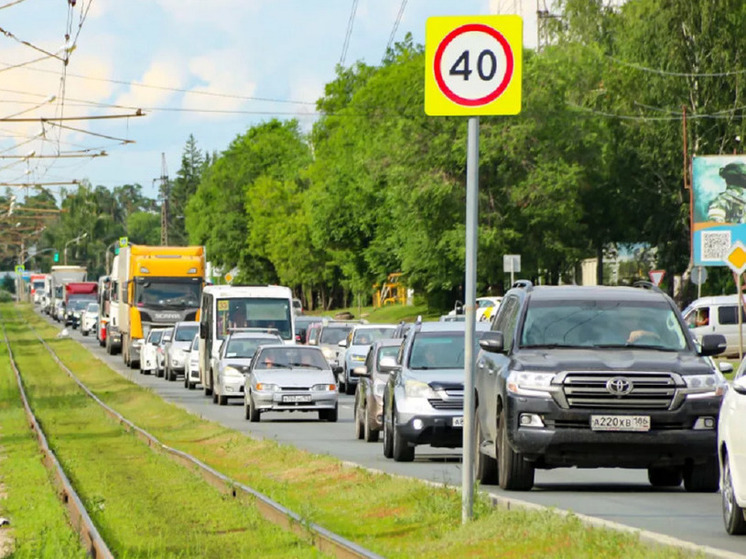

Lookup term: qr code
[701,230,732,262]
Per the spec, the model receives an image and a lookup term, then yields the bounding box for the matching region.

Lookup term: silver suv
[382,321,490,462]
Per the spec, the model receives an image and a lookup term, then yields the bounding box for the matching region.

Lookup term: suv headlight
[507,371,555,397]
[223,366,244,378]
[682,374,725,399]
[404,380,437,399]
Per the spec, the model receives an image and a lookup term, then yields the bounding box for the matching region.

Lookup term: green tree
[170,134,206,245]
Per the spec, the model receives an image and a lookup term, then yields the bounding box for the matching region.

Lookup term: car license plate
[452,416,464,427]
[590,415,650,432]
[282,394,312,403]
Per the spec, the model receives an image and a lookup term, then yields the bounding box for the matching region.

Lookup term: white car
[80,302,99,336]
[476,296,503,322]
[140,328,167,376]
[719,362,746,534]
[184,334,201,390]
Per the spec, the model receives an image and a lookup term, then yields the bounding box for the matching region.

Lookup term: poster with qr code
[692,155,746,266]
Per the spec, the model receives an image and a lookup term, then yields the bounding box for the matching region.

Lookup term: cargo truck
[64,282,97,327]
[50,265,86,321]
[118,244,205,368]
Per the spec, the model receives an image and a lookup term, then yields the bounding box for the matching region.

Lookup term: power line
[605,54,746,78]
[384,0,408,59]
[339,0,359,66]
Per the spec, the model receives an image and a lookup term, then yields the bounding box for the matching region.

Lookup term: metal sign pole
[739,273,743,361]
[462,116,479,524]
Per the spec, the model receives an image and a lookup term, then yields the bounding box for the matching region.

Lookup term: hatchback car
[80,302,99,336]
[184,333,201,390]
[719,360,746,534]
[352,338,402,442]
[165,321,199,381]
[338,323,396,395]
[140,328,167,375]
[316,321,360,376]
[295,315,321,344]
[244,344,338,422]
[213,330,282,405]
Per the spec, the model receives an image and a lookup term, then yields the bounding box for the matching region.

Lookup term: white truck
[50,265,86,321]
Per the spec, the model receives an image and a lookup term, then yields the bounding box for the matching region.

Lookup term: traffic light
[53,251,59,263]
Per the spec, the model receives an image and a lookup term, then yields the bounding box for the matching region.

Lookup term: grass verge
[18,303,705,558]
[1,306,322,559]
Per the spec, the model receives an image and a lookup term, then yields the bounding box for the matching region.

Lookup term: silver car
[184,333,201,390]
[244,344,338,422]
[165,321,199,381]
[338,323,396,395]
[213,331,282,405]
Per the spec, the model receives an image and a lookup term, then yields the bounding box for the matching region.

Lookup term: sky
[0,0,544,202]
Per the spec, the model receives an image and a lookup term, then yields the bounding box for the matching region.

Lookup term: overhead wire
[384,0,408,59]
[339,0,359,66]
[0,0,29,10]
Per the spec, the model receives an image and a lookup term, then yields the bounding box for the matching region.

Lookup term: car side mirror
[338,339,348,348]
[351,366,369,377]
[333,365,343,375]
[478,331,505,353]
[699,334,727,357]
[733,376,746,396]
[719,362,734,374]
[379,356,400,373]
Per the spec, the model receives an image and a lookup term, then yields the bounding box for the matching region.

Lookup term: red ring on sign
[433,23,514,107]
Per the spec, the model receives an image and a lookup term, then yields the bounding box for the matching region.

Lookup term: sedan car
[80,302,99,336]
[352,338,402,442]
[339,323,396,395]
[719,361,746,534]
[244,344,338,422]
[213,330,282,405]
[155,327,173,378]
[184,333,201,390]
[165,321,199,381]
[140,327,167,375]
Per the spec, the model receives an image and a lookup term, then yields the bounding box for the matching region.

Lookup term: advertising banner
[692,155,746,266]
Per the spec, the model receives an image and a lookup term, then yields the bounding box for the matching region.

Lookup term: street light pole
[63,232,88,265]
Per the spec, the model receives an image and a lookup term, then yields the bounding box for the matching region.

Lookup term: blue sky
[0,0,540,201]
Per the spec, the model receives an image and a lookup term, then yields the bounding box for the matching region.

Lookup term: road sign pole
[462,116,479,524]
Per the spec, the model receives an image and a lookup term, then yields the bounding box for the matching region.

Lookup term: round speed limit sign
[425,16,522,116]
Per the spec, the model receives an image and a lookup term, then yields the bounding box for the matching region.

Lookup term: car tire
[392,408,414,462]
[212,382,218,404]
[382,404,393,458]
[364,407,379,443]
[247,394,260,422]
[684,457,719,493]
[345,375,355,396]
[218,392,228,406]
[204,380,212,397]
[474,417,498,485]
[647,466,683,488]
[722,452,746,534]
[184,374,189,389]
[354,398,364,439]
[322,404,338,422]
[498,409,534,490]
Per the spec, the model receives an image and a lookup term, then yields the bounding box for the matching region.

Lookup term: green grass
[14,303,705,559]
[306,302,440,324]
[1,306,322,559]
[0,331,88,558]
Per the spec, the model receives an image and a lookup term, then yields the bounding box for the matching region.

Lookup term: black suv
[474,281,727,492]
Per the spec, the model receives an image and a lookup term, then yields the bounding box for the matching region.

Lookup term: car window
[174,325,199,342]
[320,326,353,345]
[190,335,199,351]
[408,332,480,370]
[377,344,399,370]
[149,330,164,344]
[718,305,746,325]
[353,327,395,345]
[254,348,327,370]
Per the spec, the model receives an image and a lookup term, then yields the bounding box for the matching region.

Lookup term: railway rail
[2,309,382,559]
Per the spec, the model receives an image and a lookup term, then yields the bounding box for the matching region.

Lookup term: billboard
[692,155,746,266]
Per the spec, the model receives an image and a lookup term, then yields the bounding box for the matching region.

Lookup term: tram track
[2,308,382,559]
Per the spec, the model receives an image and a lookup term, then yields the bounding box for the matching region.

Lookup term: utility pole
[158,153,169,245]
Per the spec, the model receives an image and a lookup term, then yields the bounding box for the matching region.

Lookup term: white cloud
[114,57,185,110]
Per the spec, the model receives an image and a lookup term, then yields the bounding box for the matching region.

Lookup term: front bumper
[252,390,337,412]
[506,394,720,468]
[395,413,463,447]
[221,376,245,396]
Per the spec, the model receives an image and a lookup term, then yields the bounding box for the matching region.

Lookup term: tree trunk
[596,243,604,286]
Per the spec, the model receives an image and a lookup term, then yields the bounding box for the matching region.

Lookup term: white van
[198,285,295,397]
[683,295,746,357]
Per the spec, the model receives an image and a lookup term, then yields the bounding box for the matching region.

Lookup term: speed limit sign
[425,16,522,116]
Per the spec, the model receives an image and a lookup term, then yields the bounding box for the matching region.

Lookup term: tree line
[12,0,746,310]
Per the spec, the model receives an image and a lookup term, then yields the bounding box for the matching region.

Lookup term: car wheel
[354,399,364,439]
[184,374,188,388]
[722,452,746,534]
[363,405,379,443]
[498,409,534,490]
[247,393,260,422]
[684,457,719,493]
[382,404,393,458]
[322,404,338,422]
[212,380,218,404]
[218,392,228,406]
[392,408,414,462]
[647,466,682,488]
[345,374,355,396]
[203,378,212,397]
[474,416,498,485]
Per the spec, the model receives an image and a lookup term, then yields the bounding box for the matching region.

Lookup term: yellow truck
[118,244,205,368]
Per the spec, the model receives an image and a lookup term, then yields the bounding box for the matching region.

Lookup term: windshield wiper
[288,362,322,369]
[593,343,677,351]
[521,344,591,349]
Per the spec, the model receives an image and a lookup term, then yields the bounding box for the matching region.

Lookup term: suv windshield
[409,332,483,370]
[174,325,199,342]
[225,337,280,358]
[519,299,688,351]
[353,327,395,345]
[320,326,353,345]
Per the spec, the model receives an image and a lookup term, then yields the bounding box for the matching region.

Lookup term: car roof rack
[632,280,664,294]
[512,279,533,291]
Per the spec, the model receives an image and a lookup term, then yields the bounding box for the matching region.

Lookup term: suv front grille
[562,372,677,410]
[428,399,463,410]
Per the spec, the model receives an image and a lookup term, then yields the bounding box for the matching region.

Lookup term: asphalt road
[48,313,746,557]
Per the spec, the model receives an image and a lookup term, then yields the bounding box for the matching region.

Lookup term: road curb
[340,460,746,559]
